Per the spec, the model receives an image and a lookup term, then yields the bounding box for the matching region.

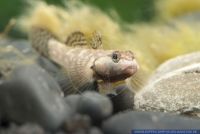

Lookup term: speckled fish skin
[30,27,139,93]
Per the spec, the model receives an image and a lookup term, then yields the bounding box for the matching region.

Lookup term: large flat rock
[150,51,200,82]
[135,52,200,116]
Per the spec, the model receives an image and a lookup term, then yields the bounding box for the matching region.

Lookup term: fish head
[92,50,139,82]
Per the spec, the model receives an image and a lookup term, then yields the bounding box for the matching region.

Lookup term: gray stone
[77,91,113,124]
[0,64,71,130]
[11,64,64,96]
[88,127,103,134]
[64,94,81,113]
[135,63,200,116]
[64,92,113,125]
[64,114,91,133]
[0,123,46,134]
[102,111,200,134]
[150,51,200,82]
[0,43,36,80]
[0,38,38,58]
[108,85,134,113]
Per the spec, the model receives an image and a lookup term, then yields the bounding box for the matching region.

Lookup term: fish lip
[122,59,139,74]
[123,65,138,76]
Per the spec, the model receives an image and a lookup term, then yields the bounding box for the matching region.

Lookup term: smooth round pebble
[108,85,134,113]
[0,123,46,134]
[102,111,200,134]
[0,64,71,130]
[64,94,82,112]
[64,114,91,133]
[11,64,64,96]
[77,91,113,124]
[88,127,103,134]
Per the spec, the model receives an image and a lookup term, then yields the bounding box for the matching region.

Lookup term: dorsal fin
[65,31,103,49]
[89,31,102,49]
[65,31,87,47]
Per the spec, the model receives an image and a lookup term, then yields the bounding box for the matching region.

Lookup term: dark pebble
[64,114,91,133]
[76,91,113,125]
[0,64,71,130]
[108,85,134,113]
[64,94,82,113]
[102,111,200,134]
[0,123,46,134]
[88,127,103,134]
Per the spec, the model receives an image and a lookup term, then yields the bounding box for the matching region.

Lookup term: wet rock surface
[77,92,113,124]
[135,52,200,117]
[150,52,200,82]
[102,111,200,134]
[108,85,134,114]
[0,123,46,134]
[0,64,69,130]
[65,92,113,125]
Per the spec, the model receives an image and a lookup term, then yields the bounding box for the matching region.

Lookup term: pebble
[77,92,113,124]
[0,123,46,134]
[0,39,38,58]
[65,92,113,125]
[102,111,200,134]
[64,94,81,113]
[88,127,103,134]
[108,85,134,113]
[64,114,91,133]
[0,64,71,130]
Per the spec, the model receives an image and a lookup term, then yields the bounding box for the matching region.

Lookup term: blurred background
[0,0,155,37]
[2,0,200,76]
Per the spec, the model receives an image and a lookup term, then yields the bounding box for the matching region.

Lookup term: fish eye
[112,51,120,63]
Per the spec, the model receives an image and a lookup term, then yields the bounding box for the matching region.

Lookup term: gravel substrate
[1,39,200,134]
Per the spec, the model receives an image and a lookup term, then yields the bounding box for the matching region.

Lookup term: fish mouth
[97,67,137,82]
[106,65,138,82]
[123,66,138,76]
[123,61,139,76]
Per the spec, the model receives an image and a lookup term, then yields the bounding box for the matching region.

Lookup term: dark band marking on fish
[65,31,87,47]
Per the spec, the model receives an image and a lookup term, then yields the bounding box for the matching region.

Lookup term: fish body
[30,27,138,94]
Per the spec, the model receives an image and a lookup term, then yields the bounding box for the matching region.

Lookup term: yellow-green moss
[156,0,200,19]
